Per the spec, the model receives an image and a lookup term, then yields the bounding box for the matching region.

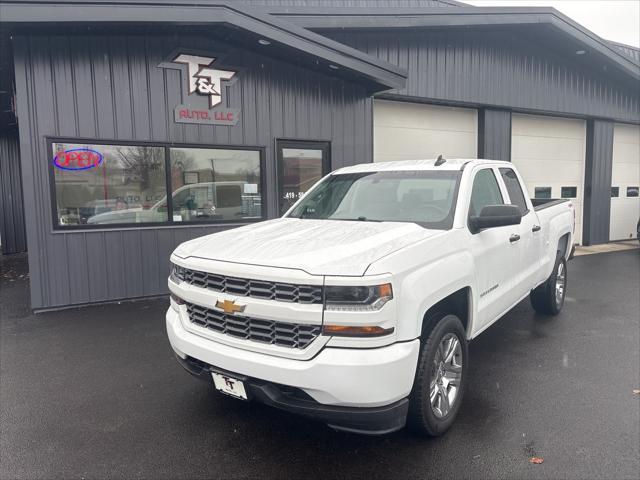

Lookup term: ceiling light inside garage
[575,50,587,55]
[258,39,271,45]
[329,64,339,70]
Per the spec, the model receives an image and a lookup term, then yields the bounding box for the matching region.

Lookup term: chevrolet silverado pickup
[166,159,575,436]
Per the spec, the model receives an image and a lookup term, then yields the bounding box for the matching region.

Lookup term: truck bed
[531,198,570,211]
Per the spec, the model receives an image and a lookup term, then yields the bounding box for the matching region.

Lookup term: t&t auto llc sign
[159,51,240,126]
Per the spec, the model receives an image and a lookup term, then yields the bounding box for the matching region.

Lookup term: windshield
[287,170,461,229]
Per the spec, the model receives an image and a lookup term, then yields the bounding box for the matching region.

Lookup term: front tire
[530,254,567,315]
[407,314,468,437]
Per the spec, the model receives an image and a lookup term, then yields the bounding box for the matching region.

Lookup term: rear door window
[499,168,529,215]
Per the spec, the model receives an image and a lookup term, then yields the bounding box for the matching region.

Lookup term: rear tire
[530,254,567,315]
[407,313,468,437]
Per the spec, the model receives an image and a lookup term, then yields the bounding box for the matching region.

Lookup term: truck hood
[173,218,440,276]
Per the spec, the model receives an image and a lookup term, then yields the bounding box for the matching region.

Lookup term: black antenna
[434,154,446,166]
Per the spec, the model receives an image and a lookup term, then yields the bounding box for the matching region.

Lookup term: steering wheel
[422,204,447,217]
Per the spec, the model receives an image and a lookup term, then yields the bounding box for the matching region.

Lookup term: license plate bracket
[211,371,248,400]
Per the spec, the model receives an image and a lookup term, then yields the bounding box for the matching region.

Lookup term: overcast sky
[464,0,640,47]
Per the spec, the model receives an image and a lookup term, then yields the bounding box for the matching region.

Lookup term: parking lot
[1,249,638,480]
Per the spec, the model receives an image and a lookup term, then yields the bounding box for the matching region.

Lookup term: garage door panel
[512,137,585,162]
[374,101,477,132]
[610,123,640,241]
[526,183,582,200]
[511,116,585,138]
[373,100,477,163]
[610,143,640,165]
[612,164,639,184]
[516,162,583,183]
[374,127,476,159]
[612,123,640,145]
[512,114,586,244]
[515,160,583,182]
[610,199,639,241]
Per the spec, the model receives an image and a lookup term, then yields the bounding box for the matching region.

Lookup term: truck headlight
[169,262,186,284]
[324,283,393,311]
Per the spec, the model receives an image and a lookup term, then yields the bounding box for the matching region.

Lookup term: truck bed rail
[531,198,570,211]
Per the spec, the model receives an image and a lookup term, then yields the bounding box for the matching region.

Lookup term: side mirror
[470,205,522,233]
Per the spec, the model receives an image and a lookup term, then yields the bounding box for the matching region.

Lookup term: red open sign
[53,148,103,171]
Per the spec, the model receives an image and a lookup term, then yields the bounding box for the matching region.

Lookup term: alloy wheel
[555,262,566,307]
[430,333,463,418]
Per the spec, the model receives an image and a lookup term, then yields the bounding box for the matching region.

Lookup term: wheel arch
[558,232,571,259]
[420,287,473,340]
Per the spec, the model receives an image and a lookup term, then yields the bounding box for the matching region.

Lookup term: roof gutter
[267,6,640,80]
[0,0,408,91]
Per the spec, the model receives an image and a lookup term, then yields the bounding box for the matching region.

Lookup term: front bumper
[175,354,409,435]
[166,308,420,433]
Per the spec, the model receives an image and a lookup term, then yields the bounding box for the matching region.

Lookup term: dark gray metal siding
[325,30,640,124]
[583,120,614,246]
[478,109,511,161]
[13,33,373,310]
[0,129,27,254]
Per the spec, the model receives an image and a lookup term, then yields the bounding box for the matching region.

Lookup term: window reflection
[51,142,263,227]
[52,143,167,226]
[169,148,262,222]
[279,145,327,215]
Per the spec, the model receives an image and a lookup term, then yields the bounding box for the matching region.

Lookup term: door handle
[509,234,521,243]
[532,225,541,232]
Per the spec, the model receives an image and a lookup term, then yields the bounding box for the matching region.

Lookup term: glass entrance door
[276,140,330,216]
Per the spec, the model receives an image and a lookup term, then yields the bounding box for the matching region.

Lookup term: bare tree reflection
[116,146,165,188]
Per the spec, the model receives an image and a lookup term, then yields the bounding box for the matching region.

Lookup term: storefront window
[276,140,330,215]
[169,147,262,222]
[52,142,166,226]
[50,140,264,228]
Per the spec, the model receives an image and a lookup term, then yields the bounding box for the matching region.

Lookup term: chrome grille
[186,303,321,349]
[174,266,323,304]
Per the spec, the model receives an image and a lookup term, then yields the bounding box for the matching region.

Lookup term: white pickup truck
[166,159,574,436]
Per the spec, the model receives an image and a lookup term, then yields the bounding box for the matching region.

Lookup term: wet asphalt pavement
[1,250,639,480]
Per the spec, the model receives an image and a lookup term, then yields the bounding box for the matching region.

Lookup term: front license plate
[212,372,248,400]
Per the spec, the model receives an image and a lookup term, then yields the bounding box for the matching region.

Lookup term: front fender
[367,230,477,341]
[389,253,476,341]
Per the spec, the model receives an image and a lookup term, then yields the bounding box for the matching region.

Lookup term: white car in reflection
[86,181,260,224]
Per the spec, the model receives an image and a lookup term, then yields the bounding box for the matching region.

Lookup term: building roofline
[606,39,640,51]
[606,39,640,63]
[0,0,408,92]
[265,6,640,80]
[441,0,468,6]
[242,0,470,7]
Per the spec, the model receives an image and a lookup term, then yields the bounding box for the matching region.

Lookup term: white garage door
[512,114,586,244]
[610,123,640,241]
[373,100,477,162]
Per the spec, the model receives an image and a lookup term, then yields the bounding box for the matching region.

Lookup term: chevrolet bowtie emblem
[216,299,246,314]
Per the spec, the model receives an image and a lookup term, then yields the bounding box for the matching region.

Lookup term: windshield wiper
[329,216,382,222]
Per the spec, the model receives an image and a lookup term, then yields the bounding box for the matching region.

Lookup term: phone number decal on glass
[53,148,104,171]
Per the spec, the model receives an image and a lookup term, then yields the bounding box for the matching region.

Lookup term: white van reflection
[86,181,261,224]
